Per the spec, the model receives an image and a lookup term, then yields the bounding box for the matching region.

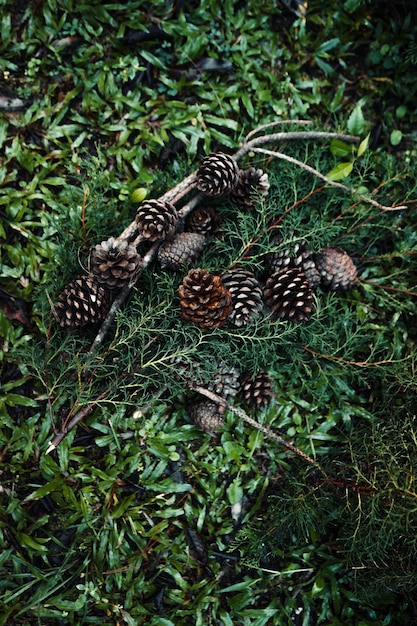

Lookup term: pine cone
[230,167,270,210]
[178,268,231,331]
[205,361,241,400]
[221,268,263,327]
[239,370,275,410]
[264,267,313,323]
[135,199,178,241]
[158,232,206,271]
[197,153,240,196]
[186,206,222,236]
[188,400,225,432]
[315,247,358,290]
[55,275,111,328]
[90,237,142,288]
[265,237,321,289]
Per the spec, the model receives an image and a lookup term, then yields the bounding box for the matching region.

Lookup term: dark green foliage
[1,1,417,624]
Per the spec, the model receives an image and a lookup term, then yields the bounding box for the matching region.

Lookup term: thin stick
[192,384,328,478]
[244,119,313,142]
[252,147,407,212]
[233,130,360,162]
[46,388,109,454]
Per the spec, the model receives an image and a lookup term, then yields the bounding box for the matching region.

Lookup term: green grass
[1,1,417,624]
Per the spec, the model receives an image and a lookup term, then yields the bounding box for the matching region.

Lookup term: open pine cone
[135,199,178,241]
[185,206,222,236]
[239,370,275,410]
[178,268,231,331]
[264,267,313,323]
[265,237,321,289]
[197,152,240,196]
[230,167,270,210]
[221,268,264,327]
[55,275,111,328]
[90,237,142,288]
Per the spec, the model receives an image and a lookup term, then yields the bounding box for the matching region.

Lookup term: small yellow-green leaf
[130,187,147,203]
[325,162,353,181]
[357,133,370,157]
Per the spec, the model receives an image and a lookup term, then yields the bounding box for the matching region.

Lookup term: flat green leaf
[226,477,243,505]
[347,104,365,136]
[330,139,352,158]
[18,533,49,553]
[325,161,353,181]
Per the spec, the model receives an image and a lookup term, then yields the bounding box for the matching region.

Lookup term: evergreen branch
[191,384,328,479]
[251,147,407,212]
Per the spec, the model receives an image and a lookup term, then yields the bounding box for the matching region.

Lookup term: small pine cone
[186,206,222,236]
[264,267,313,323]
[221,268,263,327]
[135,199,178,241]
[265,248,292,275]
[188,400,225,432]
[205,362,241,400]
[230,167,270,210]
[292,241,321,289]
[315,247,358,290]
[178,268,231,331]
[266,238,321,289]
[197,153,240,197]
[55,275,111,328]
[90,237,142,288]
[239,370,275,410]
[158,232,206,271]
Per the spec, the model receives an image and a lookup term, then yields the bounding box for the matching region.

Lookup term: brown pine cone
[230,167,270,210]
[55,275,111,328]
[178,268,231,331]
[188,400,225,432]
[239,370,275,410]
[90,237,142,288]
[264,267,314,323]
[221,268,264,327]
[197,153,240,196]
[186,206,222,236]
[158,232,206,271]
[135,199,178,241]
[315,247,358,290]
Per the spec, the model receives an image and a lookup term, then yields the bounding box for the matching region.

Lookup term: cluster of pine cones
[187,365,276,433]
[55,152,358,330]
[54,152,358,428]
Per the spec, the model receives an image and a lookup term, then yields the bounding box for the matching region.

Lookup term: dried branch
[252,147,407,212]
[192,384,328,479]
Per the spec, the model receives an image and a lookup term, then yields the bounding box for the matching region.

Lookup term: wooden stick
[192,384,328,478]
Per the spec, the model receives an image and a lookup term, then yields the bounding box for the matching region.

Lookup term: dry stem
[193,385,328,478]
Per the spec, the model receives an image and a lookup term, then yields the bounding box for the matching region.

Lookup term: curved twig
[252,147,407,212]
[192,384,328,479]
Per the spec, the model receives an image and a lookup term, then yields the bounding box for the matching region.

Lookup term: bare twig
[46,388,109,454]
[244,119,313,142]
[192,385,328,478]
[252,147,407,212]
